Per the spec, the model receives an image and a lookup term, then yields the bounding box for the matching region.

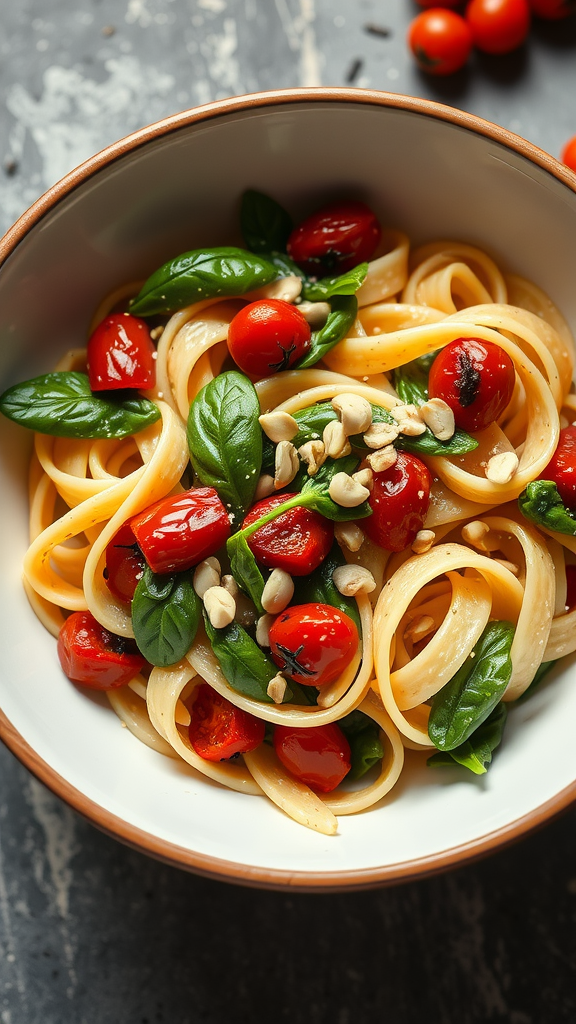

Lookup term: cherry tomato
[428,338,515,433]
[565,564,576,610]
[104,523,146,604]
[363,450,431,553]
[415,0,464,6]
[269,602,359,687]
[408,9,473,75]
[529,0,575,16]
[188,683,265,762]
[561,136,576,174]
[58,611,145,689]
[242,493,333,576]
[130,487,230,575]
[540,425,576,510]
[287,201,381,276]
[227,299,311,378]
[274,723,351,793]
[465,0,530,53]
[87,313,156,391]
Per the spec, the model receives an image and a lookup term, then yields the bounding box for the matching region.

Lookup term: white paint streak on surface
[274,0,322,87]
[201,17,241,95]
[198,0,227,11]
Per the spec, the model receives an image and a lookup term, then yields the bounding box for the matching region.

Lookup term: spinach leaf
[129,247,278,317]
[302,264,368,302]
[393,360,429,407]
[516,660,556,703]
[300,454,372,521]
[240,190,293,254]
[427,703,508,775]
[397,427,479,457]
[226,531,266,614]
[428,620,515,751]
[132,567,201,667]
[296,296,357,369]
[518,480,576,536]
[204,614,290,703]
[265,251,306,281]
[187,371,262,527]
[339,710,384,780]
[293,542,360,630]
[0,372,161,439]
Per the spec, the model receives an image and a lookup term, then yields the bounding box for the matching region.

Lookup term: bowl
[1,88,576,891]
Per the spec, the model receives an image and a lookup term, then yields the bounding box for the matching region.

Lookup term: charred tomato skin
[362,450,431,553]
[57,611,145,689]
[273,723,352,793]
[188,683,265,762]
[227,299,311,378]
[268,602,359,687]
[242,493,333,576]
[428,337,515,433]
[286,201,381,276]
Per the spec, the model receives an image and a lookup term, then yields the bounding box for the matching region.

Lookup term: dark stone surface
[0,2,575,1021]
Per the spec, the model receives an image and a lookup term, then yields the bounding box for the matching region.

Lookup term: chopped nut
[328,472,371,508]
[404,614,435,643]
[297,300,331,329]
[334,522,365,553]
[220,574,240,598]
[298,439,327,476]
[259,410,299,443]
[193,559,221,599]
[412,529,436,554]
[485,451,519,484]
[203,586,236,629]
[420,398,455,441]
[256,613,275,647]
[150,326,164,341]
[363,420,400,449]
[274,440,299,489]
[331,393,373,436]
[261,568,294,614]
[267,673,288,704]
[390,404,426,436]
[333,564,376,596]
[254,473,275,500]
[352,467,373,491]
[366,445,397,473]
[323,420,352,459]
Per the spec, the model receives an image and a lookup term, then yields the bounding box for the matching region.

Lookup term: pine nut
[274,440,299,489]
[328,472,371,507]
[261,568,294,614]
[254,474,275,500]
[412,529,436,554]
[298,439,327,476]
[333,564,376,596]
[363,421,400,448]
[256,613,275,647]
[352,467,373,491]
[461,521,500,553]
[331,393,373,436]
[334,522,365,553]
[259,411,299,443]
[323,420,352,459]
[298,300,331,329]
[391,404,426,436]
[267,673,287,704]
[193,559,221,599]
[420,398,455,441]
[366,445,397,473]
[485,451,519,484]
[203,586,236,629]
[404,614,435,642]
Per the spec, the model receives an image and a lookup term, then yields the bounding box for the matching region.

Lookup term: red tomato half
[465,0,530,53]
[363,451,431,552]
[58,611,145,689]
[130,487,230,575]
[269,602,359,687]
[540,425,576,510]
[408,9,473,75]
[428,338,515,433]
[104,523,146,604]
[561,136,576,174]
[287,201,381,276]
[188,684,265,762]
[530,0,576,16]
[274,723,351,793]
[242,493,333,576]
[87,313,156,391]
[227,299,310,378]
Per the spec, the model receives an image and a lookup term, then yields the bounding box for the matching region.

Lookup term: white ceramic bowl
[1,89,576,890]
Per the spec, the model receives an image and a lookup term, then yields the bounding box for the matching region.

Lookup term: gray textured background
[0,2,575,1022]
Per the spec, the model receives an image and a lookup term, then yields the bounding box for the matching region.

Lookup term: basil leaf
[339,710,384,780]
[226,531,265,614]
[516,660,556,703]
[293,542,360,630]
[240,190,293,254]
[0,371,161,439]
[518,480,576,536]
[187,371,262,527]
[132,567,201,667]
[261,434,276,473]
[204,614,289,703]
[266,252,306,280]
[427,703,508,775]
[129,247,278,316]
[302,263,368,301]
[296,296,357,370]
[300,454,372,522]
[393,360,430,406]
[428,621,515,751]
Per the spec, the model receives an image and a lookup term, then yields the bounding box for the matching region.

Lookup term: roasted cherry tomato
[287,201,381,276]
[57,610,145,689]
[87,313,156,391]
[130,487,230,575]
[363,450,431,553]
[103,523,146,604]
[274,723,351,793]
[530,0,576,16]
[227,299,311,378]
[561,136,576,174]
[465,0,530,53]
[242,493,333,576]
[428,338,515,433]
[188,683,265,762]
[565,564,576,610]
[269,602,359,687]
[539,425,576,510]
[408,9,473,75]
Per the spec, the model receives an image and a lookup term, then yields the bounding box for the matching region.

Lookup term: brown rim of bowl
[0,87,575,891]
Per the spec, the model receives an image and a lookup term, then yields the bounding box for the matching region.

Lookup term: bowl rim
[1,86,575,890]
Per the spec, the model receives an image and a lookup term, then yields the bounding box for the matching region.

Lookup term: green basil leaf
[204,614,289,703]
[516,660,556,703]
[393,362,429,407]
[302,263,368,301]
[266,251,306,280]
[300,454,372,522]
[132,567,201,667]
[428,621,515,751]
[339,710,384,780]
[226,531,265,614]
[0,372,161,439]
[398,427,479,457]
[261,434,276,473]
[296,296,357,370]
[129,247,278,316]
[518,480,576,536]
[293,542,360,630]
[187,371,262,527]
[427,703,508,775]
[240,190,293,254]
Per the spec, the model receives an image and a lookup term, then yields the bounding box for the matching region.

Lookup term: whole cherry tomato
[227,299,311,378]
[465,0,530,53]
[565,564,576,610]
[287,201,381,276]
[268,602,359,687]
[539,425,576,510]
[408,9,473,75]
[58,611,145,689]
[242,493,333,576]
[104,523,146,604]
[561,136,576,174]
[273,723,351,793]
[130,487,230,575]
[363,450,431,552]
[529,0,575,16]
[428,338,515,433]
[87,313,156,391]
[188,683,265,762]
